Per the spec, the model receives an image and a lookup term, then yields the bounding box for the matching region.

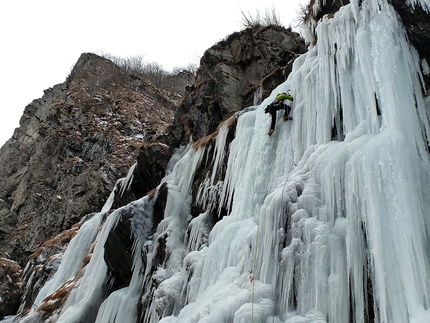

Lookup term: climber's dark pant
[270,111,277,131]
[284,104,291,118]
[268,103,291,131]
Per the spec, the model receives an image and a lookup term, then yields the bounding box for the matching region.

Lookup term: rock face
[0,52,178,317]
[176,25,306,142]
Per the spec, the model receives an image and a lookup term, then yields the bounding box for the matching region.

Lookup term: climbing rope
[251,127,282,323]
[250,118,297,323]
[270,168,294,323]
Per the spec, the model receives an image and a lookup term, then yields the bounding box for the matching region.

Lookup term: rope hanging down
[250,129,282,323]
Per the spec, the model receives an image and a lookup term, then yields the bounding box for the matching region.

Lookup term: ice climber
[264,92,293,136]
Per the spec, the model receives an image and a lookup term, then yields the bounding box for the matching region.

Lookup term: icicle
[33,212,103,306]
[164,146,206,199]
[94,197,153,323]
[119,162,137,196]
[253,85,263,106]
[186,211,210,252]
[54,210,122,323]
[195,123,230,214]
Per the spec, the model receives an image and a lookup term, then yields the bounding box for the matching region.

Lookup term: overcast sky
[0,0,308,147]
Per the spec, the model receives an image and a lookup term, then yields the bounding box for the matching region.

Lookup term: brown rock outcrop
[177,25,306,142]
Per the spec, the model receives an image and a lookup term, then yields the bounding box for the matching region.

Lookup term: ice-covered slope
[16,0,430,322]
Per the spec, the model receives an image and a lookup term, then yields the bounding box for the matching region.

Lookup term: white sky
[0,0,307,147]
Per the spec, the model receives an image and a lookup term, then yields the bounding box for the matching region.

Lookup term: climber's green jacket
[275,92,293,102]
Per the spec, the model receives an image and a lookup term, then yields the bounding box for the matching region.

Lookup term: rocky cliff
[0,52,179,317]
[0,25,306,319]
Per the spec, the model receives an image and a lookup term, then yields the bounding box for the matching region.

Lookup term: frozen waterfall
[17,0,430,322]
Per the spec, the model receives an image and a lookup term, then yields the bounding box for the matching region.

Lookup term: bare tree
[98,52,197,95]
[294,3,311,29]
[141,62,167,88]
